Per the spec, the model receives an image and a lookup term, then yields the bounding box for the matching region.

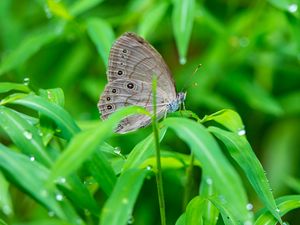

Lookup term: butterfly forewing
[98,32,180,133]
[107,32,176,97]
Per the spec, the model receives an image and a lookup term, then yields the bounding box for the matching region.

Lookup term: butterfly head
[167,92,186,113]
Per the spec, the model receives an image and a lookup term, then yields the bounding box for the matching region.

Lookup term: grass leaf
[162,117,252,223]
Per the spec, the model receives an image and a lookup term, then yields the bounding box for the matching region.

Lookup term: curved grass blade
[100,169,148,225]
[162,117,252,224]
[255,195,300,225]
[172,0,195,64]
[0,144,83,225]
[70,0,104,16]
[208,126,281,223]
[0,26,61,76]
[138,2,169,38]
[0,172,13,216]
[201,109,244,134]
[123,127,167,170]
[199,173,219,225]
[0,82,30,93]
[87,18,115,67]
[47,106,149,186]
[11,95,80,140]
[85,147,117,196]
[0,106,53,167]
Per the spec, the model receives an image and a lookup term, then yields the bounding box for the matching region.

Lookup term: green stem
[152,75,166,225]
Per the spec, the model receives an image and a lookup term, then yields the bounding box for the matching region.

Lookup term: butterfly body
[98,32,185,133]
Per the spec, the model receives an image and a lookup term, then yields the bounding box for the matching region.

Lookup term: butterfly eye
[127,83,134,89]
[122,49,128,53]
[112,89,117,93]
[117,70,123,75]
[107,105,112,110]
[106,97,111,101]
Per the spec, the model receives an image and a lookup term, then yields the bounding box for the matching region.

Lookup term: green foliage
[0,0,300,225]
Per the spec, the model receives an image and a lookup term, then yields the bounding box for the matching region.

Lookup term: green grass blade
[123,127,167,170]
[199,173,219,225]
[70,0,104,16]
[0,144,83,224]
[0,26,61,76]
[175,213,186,225]
[0,172,13,216]
[0,106,53,167]
[172,0,195,64]
[87,18,115,67]
[162,117,253,224]
[208,126,281,223]
[85,147,117,196]
[201,109,245,134]
[47,106,149,186]
[100,169,148,225]
[57,175,100,216]
[138,2,169,38]
[11,95,80,140]
[255,195,300,225]
[0,82,30,93]
[185,196,204,224]
[39,88,65,107]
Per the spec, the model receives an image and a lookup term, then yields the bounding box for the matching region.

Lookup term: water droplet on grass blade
[23,77,30,85]
[114,147,121,154]
[206,177,213,185]
[238,129,246,136]
[246,203,253,210]
[56,193,64,201]
[180,57,186,65]
[48,211,55,217]
[29,156,35,161]
[2,205,12,215]
[128,215,135,224]
[23,131,33,140]
[288,3,298,13]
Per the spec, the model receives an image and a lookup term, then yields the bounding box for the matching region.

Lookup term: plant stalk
[152,75,166,225]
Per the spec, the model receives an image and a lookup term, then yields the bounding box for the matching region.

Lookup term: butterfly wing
[98,79,167,133]
[99,32,177,133]
[107,32,176,99]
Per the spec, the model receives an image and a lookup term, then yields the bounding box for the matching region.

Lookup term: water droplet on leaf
[23,131,33,140]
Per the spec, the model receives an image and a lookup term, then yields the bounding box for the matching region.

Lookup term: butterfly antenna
[180,63,202,92]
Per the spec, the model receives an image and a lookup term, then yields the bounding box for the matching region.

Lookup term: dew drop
[288,3,298,13]
[23,131,33,140]
[30,156,35,161]
[2,205,12,215]
[56,193,64,201]
[179,57,186,65]
[218,195,227,204]
[246,203,253,210]
[44,5,52,18]
[114,147,121,155]
[238,129,246,136]
[128,215,135,224]
[84,209,91,216]
[23,77,30,85]
[275,208,280,213]
[146,165,152,171]
[243,220,252,225]
[206,177,213,185]
[57,177,66,184]
[48,211,55,217]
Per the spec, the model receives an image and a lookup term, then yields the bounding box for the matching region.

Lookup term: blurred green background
[1,0,300,224]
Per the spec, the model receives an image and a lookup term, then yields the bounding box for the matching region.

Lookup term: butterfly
[98,32,185,133]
